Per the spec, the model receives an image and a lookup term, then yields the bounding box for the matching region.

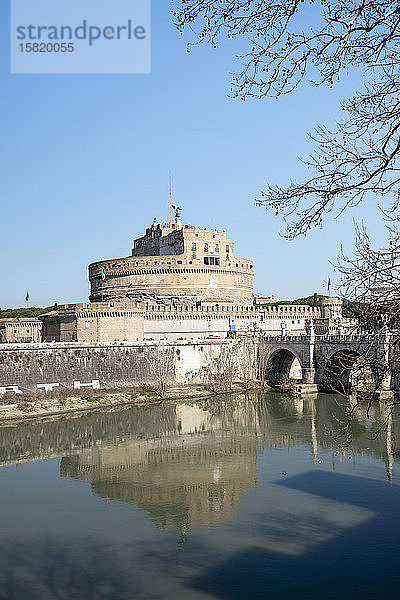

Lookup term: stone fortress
[1,207,356,344]
[89,206,254,306]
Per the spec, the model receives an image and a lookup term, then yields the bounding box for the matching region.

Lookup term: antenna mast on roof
[169,173,172,227]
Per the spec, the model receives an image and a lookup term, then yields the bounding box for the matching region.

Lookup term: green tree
[0,306,55,319]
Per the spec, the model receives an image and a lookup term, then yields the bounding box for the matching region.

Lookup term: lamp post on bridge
[374,312,394,401]
[299,319,318,393]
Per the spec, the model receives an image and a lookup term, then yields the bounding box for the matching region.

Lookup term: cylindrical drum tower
[89,217,254,306]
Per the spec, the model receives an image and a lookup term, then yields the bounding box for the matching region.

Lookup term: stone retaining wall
[0,341,224,391]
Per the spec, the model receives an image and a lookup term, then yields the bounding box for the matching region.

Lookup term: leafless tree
[338,212,400,310]
[257,340,270,389]
[172,0,400,237]
[204,337,267,392]
[204,342,236,393]
[146,344,175,399]
[235,336,259,390]
[331,211,400,400]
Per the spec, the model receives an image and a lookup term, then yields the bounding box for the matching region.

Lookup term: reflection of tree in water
[0,536,129,600]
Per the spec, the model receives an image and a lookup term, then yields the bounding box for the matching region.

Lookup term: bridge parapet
[261,335,310,343]
[315,333,392,343]
[260,334,371,343]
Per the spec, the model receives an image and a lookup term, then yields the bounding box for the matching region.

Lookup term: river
[0,392,399,599]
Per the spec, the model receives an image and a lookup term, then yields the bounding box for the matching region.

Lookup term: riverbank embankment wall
[0,341,223,391]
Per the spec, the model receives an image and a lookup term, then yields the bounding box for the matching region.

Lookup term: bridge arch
[265,348,303,387]
[322,348,375,394]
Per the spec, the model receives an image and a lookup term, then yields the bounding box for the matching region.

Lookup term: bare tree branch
[172,0,400,237]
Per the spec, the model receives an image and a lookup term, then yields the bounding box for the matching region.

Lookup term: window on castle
[215,244,219,252]
[215,258,220,265]
[226,245,229,253]
[192,252,196,259]
[204,257,209,265]
[204,243,208,251]
[191,242,196,251]
[226,254,230,261]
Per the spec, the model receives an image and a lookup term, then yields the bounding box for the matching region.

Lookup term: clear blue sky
[0,1,389,308]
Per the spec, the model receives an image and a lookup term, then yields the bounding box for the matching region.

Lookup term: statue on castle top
[171,204,182,220]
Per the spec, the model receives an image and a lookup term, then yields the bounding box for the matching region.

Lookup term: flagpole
[169,174,172,227]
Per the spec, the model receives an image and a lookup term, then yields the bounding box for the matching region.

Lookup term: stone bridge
[260,331,394,399]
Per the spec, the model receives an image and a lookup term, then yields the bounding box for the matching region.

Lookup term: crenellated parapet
[259,304,322,317]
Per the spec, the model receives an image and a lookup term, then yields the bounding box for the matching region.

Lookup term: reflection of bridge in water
[0,393,398,531]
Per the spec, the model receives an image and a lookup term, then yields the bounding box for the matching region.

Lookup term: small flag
[327,277,331,291]
[25,290,29,302]
[101,268,107,283]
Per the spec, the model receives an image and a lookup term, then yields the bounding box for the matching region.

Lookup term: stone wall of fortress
[0,298,350,346]
[0,340,223,390]
[76,311,144,343]
[41,301,339,343]
[143,302,334,340]
[0,318,42,343]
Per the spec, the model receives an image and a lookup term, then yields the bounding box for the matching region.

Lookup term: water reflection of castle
[61,403,259,530]
[1,395,398,531]
[60,396,399,530]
